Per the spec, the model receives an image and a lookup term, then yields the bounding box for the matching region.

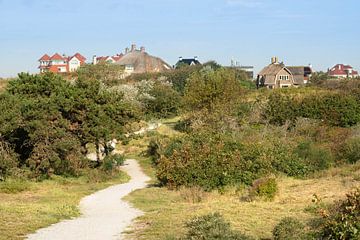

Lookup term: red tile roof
[328,64,358,76]
[50,53,66,61]
[39,54,51,61]
[74,53,86,62]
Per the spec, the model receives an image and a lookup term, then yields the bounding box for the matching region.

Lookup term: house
[92,54,123,64]
[328,64,359,78]
[175,57,201,68]
[115,44,172,77]
[39,53,86,73]
[287,65,312,85]
[257,57,294,89]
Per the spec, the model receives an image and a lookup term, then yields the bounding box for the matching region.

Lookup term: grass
[0,171,129,240]
[124,155,360,239]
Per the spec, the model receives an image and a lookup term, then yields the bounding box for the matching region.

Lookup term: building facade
[328,64,359,78]
[257,57,294,89]
[38,53,86,73]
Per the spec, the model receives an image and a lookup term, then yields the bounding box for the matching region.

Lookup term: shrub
[0,179,31,193]
[340,137,360,164]
[156,132,250,191]
[183,213,253,240]
[0,141,18,180]
[174,119,192,133]
[101,154,125,172]
[272,217,306,240]
[264,92,360,127]
[248,177,278,201]
[144,82,181,118]
[294,141,334,172]
[180,186,207,203]
[320,188,360,240]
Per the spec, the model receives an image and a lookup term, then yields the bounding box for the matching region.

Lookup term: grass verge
[0,171,129,240]
[124,157,360,239]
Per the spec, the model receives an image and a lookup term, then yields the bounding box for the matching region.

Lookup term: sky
[0,0,359,77]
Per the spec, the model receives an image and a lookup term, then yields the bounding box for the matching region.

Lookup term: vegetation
[319,188,360,239]
[272,217,306,240]
[2,63,360,239]
[0,73,138,178]
[182,213,253,240]
[0,171,129,240]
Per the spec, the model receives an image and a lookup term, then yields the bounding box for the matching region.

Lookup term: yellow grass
[124,159,360,239]
[0,172,129,240]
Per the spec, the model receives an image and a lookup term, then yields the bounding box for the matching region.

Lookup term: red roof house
[328,64,359,78]
[39,53,86,74]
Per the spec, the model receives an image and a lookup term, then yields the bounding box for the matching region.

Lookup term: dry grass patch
[0,172,129,240]
[124,162,360,240]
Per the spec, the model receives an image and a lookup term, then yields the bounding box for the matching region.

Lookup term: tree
[0,73,139,176]
[77,62,125,86]
[143,81,181,118]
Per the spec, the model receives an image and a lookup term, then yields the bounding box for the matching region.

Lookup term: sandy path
[27,159,150,240]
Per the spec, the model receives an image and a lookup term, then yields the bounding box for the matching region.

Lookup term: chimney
[92,55,97,65]
[194,56,198,61]
[131,44,136,52]
[338,64,341,70]
[140,46,145,53]
[179,56,183,61]
[125,47,129,54]
[271,57,278,64]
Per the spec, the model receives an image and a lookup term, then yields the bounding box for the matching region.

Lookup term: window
[279,75,289,81]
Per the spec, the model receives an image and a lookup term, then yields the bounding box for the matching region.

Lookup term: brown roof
[115,50,172,73]
[258,63,285,76]
[258,63,293,85]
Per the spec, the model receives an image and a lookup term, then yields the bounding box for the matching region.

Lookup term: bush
[183,213,253,240]
[320,188,360,240]
[156,132,250,191]
[294,141,334,172]
[272,217,306,240]
[264,92,360,127]
[144,82,181,118]
[0,141,17,180]
[156,132,322,191]
[340,137,360,164]
[0,179,31,193]
[101,154,125,172]
[248,177,278,201]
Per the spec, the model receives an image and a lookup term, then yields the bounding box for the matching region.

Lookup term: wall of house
[275,69,293,88]
[69,58,81,72]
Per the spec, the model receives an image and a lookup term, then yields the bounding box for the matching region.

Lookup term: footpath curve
[27,159,150,240]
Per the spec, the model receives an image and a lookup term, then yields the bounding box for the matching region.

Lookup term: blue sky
[0,0,359,77]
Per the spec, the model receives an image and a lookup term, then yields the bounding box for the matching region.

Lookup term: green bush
[101,154,125,172]
[320,188,360,240]
[0,141,18,180]
[183,213,253,240]
[156,132,321,191]
[174,119,192,133]
[144,82,181,118]
[264,92,360,127]
[340,137,360,164]
[156,132,252,191]
[272,217,306,240]
[0,179,31,193]
[294,141,334,172]
[249,177,278,201]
